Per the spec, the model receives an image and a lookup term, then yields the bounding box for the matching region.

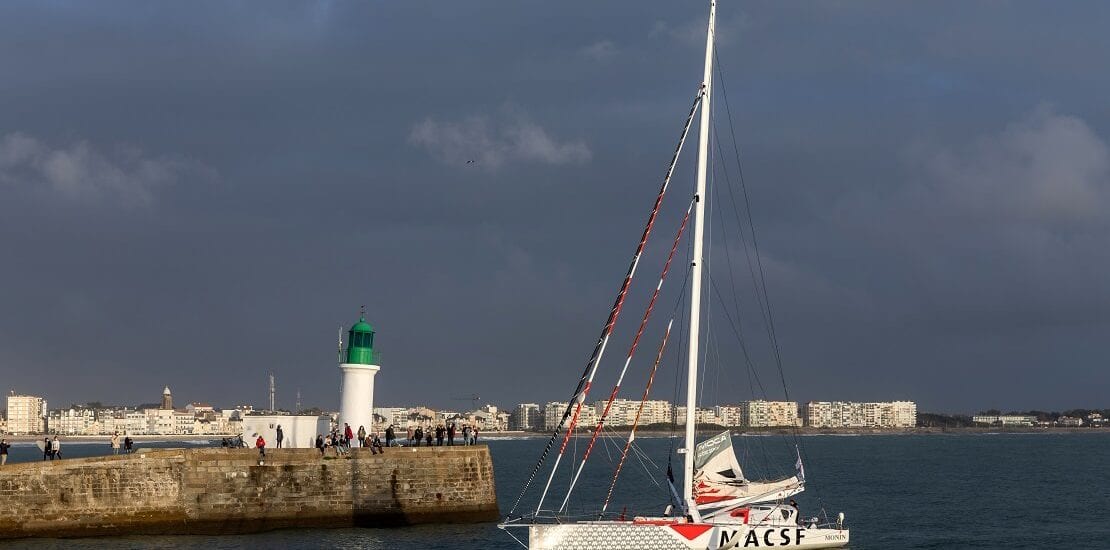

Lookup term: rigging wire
[715,44,817,503]
[601,319,675,515]
[510,90,704,519]
[709,153,776,474]
[713,49,795,425]
[558,196,695,512]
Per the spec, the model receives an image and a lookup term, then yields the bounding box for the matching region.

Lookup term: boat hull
[527,522,849,550]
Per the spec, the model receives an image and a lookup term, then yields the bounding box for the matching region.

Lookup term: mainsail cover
[692,431,803,509]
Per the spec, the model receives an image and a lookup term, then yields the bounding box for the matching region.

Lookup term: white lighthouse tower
[338,309,380,436]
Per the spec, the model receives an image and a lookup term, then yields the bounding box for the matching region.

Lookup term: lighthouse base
[339,362,380,436]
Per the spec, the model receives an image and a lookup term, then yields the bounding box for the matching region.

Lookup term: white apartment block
[48,408,98,435]
[544,401,598,431]
[640,400,674,425]
[890,401,917,427]
[971,415,1036,427]
[543,402,564,431]
[595,399,675,427]
[713,405,744,427]
[742,400,801,428]
[807,401,916,428]
[510,403,541,430]
[674,406,720,425]
[5,394,47,434]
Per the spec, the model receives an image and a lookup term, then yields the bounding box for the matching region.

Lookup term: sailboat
[500,2,850,549]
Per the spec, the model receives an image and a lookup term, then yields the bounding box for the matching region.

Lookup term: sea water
[5,432,1109,549]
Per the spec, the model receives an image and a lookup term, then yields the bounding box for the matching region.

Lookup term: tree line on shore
[919,408,1109,428]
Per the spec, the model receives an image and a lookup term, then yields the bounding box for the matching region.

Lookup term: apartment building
[807,401,917,428]
[742,400,801,428]
[5,394,46,434]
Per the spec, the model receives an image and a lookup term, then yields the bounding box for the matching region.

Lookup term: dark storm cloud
[1,1,1108,414]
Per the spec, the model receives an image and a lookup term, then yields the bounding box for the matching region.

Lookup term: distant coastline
[5,426,1106,444]
[475,426,1110,438]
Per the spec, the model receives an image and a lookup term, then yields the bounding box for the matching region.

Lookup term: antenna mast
[269,372,276,412]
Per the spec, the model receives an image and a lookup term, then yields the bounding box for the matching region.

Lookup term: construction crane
[453,394,482,411]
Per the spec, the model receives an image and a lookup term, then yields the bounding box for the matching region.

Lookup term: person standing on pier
[472,427,479,445]
[316,434,325,456]
[0,438,9,465]
[52,436,62,459]
[385,425,396,447]
[344,423,354,447]
[413,426,424,447]
[435,424,445,446]
[425,428,433,447]
[255,435,266,459]
[447,423,456,446]
[357,425,366,447]
[276,425,284,449]
[111,433,120,455]
[124,436,133,454]
[43,437,52,460]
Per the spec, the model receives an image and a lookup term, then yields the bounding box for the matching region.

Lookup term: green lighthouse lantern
[346,310,377,365]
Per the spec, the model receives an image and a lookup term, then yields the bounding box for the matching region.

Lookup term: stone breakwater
[0,445,499,538]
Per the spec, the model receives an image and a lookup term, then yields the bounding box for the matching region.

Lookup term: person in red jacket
[255,435,266,459]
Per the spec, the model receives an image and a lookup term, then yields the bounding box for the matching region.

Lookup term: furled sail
[692,431,804,510]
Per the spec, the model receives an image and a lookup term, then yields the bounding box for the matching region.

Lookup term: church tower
[161,386,173,410]
[339,309,380,435]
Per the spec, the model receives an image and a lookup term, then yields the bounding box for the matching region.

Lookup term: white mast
[684,0,715,521]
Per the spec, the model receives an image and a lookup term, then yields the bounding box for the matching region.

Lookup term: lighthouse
[339,311,380,436]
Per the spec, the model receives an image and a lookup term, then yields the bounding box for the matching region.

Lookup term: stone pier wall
[0,445,498,538]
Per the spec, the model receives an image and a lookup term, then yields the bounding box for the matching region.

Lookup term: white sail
[693,431,804,510]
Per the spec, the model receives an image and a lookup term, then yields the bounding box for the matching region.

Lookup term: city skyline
[4,2,1110,412]
[7,385,1107,436]
[9,383,1104,421]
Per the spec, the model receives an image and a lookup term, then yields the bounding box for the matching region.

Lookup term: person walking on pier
[357,425,367,447]
[316,434,325,456]
[276,425,284,449]
[447,423,456,446]
[111,433,120,455]
[255,435,266,460]
[43,437,52,460]
[52,436,62,459]
[0,438,9,465]
[385,425,396,447]
[124,436,133,454]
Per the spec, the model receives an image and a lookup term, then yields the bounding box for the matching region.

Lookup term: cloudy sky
[2,1,1108,414]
